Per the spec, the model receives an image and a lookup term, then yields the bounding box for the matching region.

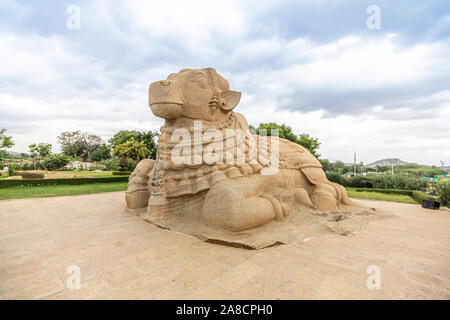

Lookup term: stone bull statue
[125,68,353,234]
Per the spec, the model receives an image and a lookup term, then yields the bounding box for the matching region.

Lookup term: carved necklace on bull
[152,70,262,188]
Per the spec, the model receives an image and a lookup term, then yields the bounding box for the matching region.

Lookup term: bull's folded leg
[202,181,285,232]
[203,196,278,232]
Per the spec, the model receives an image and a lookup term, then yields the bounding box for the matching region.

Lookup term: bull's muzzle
[149,80,184,119]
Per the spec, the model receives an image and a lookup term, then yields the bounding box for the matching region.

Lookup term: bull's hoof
[310,184,339,211]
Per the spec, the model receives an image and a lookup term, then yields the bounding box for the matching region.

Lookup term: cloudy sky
[0,0,449,165]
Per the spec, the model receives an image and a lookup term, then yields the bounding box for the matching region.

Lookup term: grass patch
[0,182,128,200]
[49,170,116,178]
[346,187,417,204]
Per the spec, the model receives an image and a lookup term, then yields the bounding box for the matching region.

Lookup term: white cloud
[123,0,248,48]
[0,1,449,166]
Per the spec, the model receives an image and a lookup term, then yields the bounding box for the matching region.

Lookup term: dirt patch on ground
[44,173,75,179]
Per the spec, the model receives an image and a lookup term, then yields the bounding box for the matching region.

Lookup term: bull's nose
[160,80,171,86]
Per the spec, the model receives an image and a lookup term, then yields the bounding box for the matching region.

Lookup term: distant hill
[366,158,409,168]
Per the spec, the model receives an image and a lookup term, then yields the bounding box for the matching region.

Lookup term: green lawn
[346,188,417,204]
[0,180,420,204]
[0,170,117,179]
[0,182,128,200]
[48,170,116,178]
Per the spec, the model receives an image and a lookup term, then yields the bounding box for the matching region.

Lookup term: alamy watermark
[366,265,381,290]
[169,121,279,175]
[67,5,81,30]
[65,265,81,290]
[366,5,381,30]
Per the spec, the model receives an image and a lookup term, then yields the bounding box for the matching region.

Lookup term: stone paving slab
[0,192,449,300]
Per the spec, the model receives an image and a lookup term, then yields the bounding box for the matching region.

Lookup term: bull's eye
[189,73,208,89]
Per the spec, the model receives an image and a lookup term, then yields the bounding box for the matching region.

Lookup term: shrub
[432,180,450,206]
[127,159,138,171]
[15,162,35,170]
[112,171,132,176]
[346,175,372,188]
[369,174,427,191]
[42,155,70,170]
[102,158,119,171]
[0,176,129,188]
[325,171,345,186]
[8,164,15,176]
[16,171,45,179]
[412,190,434,204]
[118,157,128,171]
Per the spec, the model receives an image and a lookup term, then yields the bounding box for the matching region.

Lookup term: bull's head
[149,68,241,122]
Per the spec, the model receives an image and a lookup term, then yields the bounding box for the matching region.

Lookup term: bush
[345,175,372,188]
[412,190,434,204]
[325,171,346,185]
[112,171,132,176]
[102,158,119,171]
[8,164,15,176]
[127,159,138,171]
[42,155,70,170]
[0,176,129,188]
[432,180,450,207]
[15,162,35,170]
[16,171,45,179]
[118,157,128,171]
[369,174,427,191]
[327,172,429,191]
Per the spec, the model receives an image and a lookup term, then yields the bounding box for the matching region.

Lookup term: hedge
[112,171,132,176]
[17,171,45,179]
[411,190,436,204]
[326,172,429,191]
[0,176,129,188]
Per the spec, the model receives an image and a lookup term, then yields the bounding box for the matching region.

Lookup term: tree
[58,131,81,158]
[0,128,14,151]
[250,123,321,158]
[79,133,102,161]
[42,154,70,170]
[29,143,52,168]
[113,139,149,161]
[90,144,111,161]
[319,159,332,172]
[331,160,346,173]
[298,134,321,158]
[58,131,105,161]
[109,130,158,159]
[28,143,52,159]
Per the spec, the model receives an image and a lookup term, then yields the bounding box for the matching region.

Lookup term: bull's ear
[221,90,241,111]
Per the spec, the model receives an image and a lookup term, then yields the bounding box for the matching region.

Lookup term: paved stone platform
[0,192,449,299]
